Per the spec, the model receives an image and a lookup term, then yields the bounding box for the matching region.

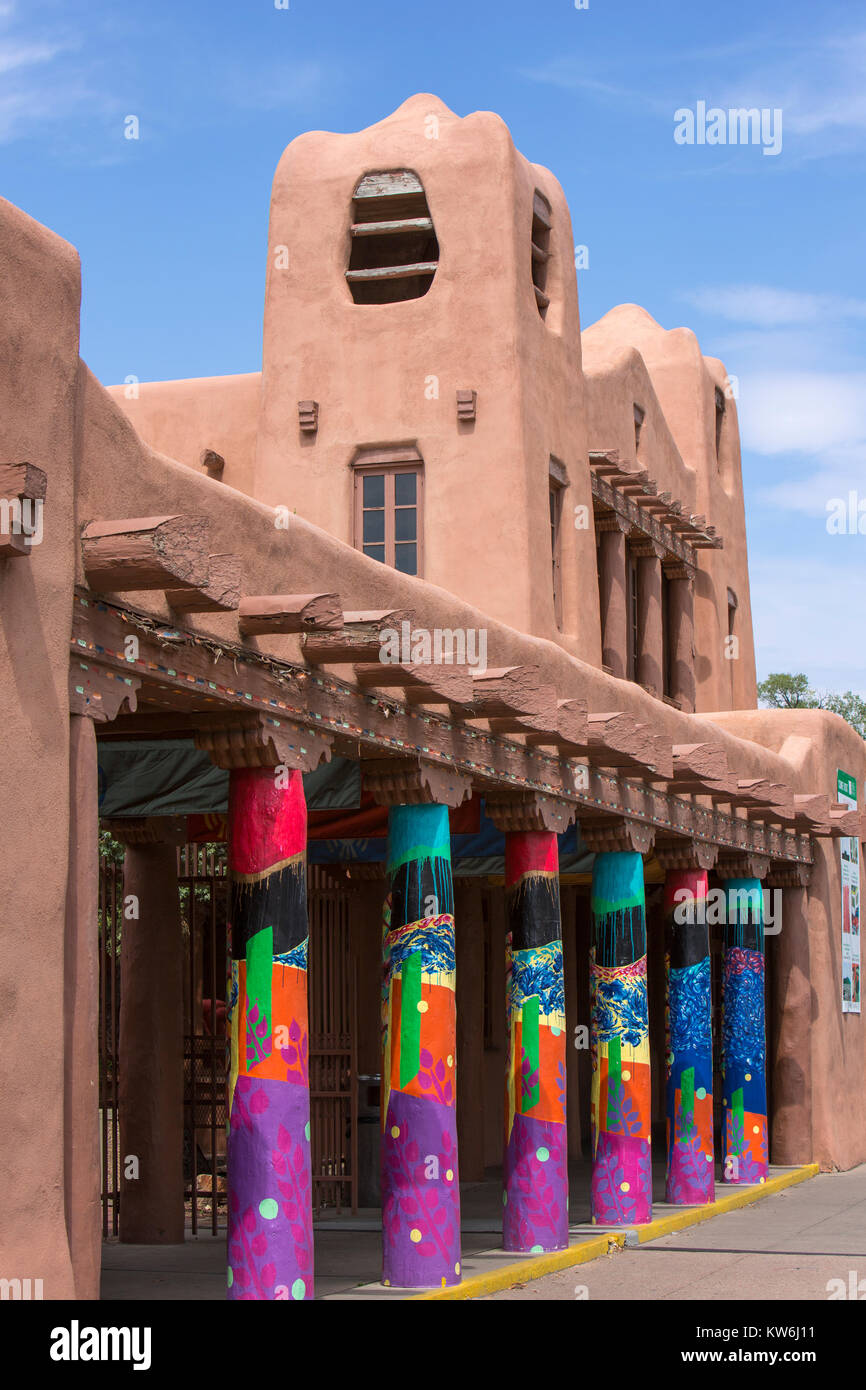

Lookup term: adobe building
[1,94,864,1300]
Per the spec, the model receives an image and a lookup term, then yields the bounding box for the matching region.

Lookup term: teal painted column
[590,851,652,1224]
[380,803,461,1289]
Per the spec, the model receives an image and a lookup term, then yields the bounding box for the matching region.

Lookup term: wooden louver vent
[531,190,551,319]
[346,170,439,304]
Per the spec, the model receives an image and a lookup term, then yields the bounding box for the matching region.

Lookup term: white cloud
[683,285,866,328]
[738,371,866,456]
[0,39,64,74]
[750,555,866,694]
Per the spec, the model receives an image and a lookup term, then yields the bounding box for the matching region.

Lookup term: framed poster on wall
[838,770,861,1014]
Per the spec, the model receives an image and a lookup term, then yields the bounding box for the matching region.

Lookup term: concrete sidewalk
[100,1160,841,1300]
[483,1165,866,1301]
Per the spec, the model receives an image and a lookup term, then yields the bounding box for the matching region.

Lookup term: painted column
[664,869,714,1204]
[226,766,313,1301]
[381,803,461,1289]
[503,831,568,1252]
[590,851,652,1224]
[667,574,696,713]
[598,521,629,678]
[722,879,768,1185]
[636,549,664,695]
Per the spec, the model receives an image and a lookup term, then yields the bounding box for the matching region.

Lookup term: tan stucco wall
[710,708,866,1172]
[0,197,88,1297]
[106,373,260,498]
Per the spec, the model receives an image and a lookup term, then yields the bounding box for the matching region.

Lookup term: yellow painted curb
[409,1163,819,1301]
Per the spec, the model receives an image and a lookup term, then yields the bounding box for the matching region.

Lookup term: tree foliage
[757,673,866,739]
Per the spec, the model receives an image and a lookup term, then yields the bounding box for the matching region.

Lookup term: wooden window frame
[352,448,424,577]
[549,475,564,629]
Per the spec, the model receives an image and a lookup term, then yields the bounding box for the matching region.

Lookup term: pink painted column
[226,766,314,1300]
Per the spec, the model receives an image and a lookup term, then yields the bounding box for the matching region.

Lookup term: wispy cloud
[683,285,866,328]
[224,58,330,113]
[522,27,866,159]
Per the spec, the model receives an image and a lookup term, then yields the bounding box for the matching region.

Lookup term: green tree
[757,673,866,740]
[756,672,818,708]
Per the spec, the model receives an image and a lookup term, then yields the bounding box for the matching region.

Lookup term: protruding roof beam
[239,593,342,636]
[467,666,551,718]
[302,610,414,664]
[166,554,242,613]
[353,662,473,707]
[81,515,209,592]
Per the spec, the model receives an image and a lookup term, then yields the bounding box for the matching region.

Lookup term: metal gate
[98,844,359,1236]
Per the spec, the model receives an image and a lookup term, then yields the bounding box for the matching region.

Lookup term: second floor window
[353,449,423,575]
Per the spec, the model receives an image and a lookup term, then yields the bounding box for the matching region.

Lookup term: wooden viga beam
[302,609,415,664]
[585,712,674,780]
[238,593,343,636]
[793,793,831,836]
[166,554,243,614]
[352,662,474,707]
[81,515,210,593]
[829,801,864,840]
[466,666,552,719]
[745,782,796,824]
[0,461,47,559]
[521,698,590,754]
[665,742,730,792]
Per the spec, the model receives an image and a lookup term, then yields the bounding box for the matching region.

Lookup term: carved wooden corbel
[484,790,577,835]
[578,815,655,856]
[765,861,812,889]
[194,711,332,772]
[363,756,472,809]
[715,852,770,881]
[654,837,719,872]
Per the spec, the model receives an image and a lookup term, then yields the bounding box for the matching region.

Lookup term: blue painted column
[721,878,768,1185]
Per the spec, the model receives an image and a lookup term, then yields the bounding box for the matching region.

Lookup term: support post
[635,546,664,695]
[116,825,185,1244]
[590,850,652,1224]
[381,802,461,1289]
[597,520,629,678]
[721,878,769,1185]
[503,830,568,1251]
[666,571,696,713]
[226,765,314,1300]
[663,869,714,1204]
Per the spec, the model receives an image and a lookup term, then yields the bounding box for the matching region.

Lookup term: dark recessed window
[634,404,645,454]
[353,447,424,576]
[346,171,439,305]
[550,482,563,628]
[715,386,726,459]
[727,586,738,637]
[531,190,551,320]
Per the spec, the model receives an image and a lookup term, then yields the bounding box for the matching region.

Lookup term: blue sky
[2,0,864,693]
